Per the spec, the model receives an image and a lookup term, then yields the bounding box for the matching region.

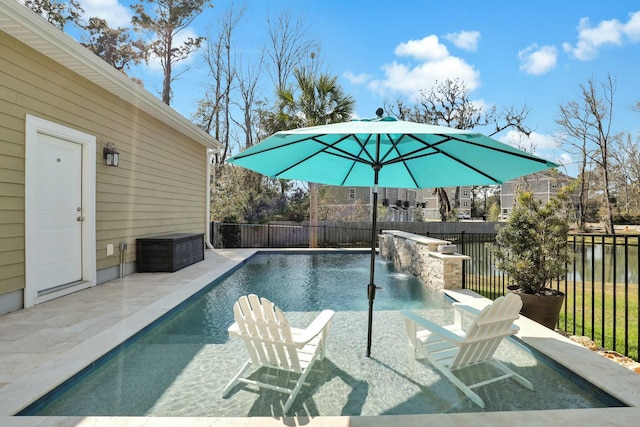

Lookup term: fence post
[209,221,216,248]
[461,231,466,289]
[323,225,326,247]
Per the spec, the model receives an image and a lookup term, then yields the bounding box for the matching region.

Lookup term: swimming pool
[21,252,624,416]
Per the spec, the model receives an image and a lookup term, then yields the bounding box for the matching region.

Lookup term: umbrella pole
[366,168,380,358]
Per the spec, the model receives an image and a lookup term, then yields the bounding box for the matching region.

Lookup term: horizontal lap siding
[0,33,207,294]
[0,35,26,295]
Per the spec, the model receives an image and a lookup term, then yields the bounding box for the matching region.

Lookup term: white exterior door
[35,133,83,291]
[25,115,96,307]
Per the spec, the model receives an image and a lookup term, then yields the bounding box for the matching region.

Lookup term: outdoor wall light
[103,142,119,167]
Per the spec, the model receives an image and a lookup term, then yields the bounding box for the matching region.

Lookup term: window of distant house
[463,200,469,208]
[551,182,558,190]
[349,188,356,200]
[424,200,429,207]
[462,189,469,197]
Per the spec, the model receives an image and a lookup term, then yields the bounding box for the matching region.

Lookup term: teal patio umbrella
[227,115,558,357]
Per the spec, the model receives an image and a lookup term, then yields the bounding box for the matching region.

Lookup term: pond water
[464,239,640,285]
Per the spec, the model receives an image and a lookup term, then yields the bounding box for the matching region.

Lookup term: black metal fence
[210,221,498,249]
[211,222,373,249]
[210,222,639,361]
[440,231,639,362]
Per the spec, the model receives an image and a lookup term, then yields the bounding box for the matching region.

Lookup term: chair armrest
[452,303,482,317]
[401,311,464,344]
[451,303,482,331]
[228,322,240,337]
[293,309,335,346]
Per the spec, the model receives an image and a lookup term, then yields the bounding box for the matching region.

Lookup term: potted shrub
[488,186,574,329]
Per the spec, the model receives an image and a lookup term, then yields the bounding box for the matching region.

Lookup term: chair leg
[492,360,534,390]
[443,360,534,408]
[439,368,486,408]
[222,359,252,397]
[283,354,321,414]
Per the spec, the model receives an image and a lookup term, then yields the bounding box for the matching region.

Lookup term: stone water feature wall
[379,230,470,290]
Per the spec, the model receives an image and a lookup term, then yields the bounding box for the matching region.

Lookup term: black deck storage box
[136,233,204,272]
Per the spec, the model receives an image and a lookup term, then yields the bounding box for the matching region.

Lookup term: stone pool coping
[1,248,639,426]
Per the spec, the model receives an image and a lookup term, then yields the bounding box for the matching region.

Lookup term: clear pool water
[23,252,624,417]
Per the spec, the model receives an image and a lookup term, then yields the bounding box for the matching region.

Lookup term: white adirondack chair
[223,294,335,413]
[402,293,534,408]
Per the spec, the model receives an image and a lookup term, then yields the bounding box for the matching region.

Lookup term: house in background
[0,3,221,315]
[417,186,472,220]
[322,185,475,221]
[320,186,418,221]
[500,170,575,219]
[326,172,575,221]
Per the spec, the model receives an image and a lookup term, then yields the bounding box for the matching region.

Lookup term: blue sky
[74,0,640,176]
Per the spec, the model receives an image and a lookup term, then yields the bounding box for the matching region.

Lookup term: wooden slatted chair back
[450,293,522,370]
[233,294,303,373]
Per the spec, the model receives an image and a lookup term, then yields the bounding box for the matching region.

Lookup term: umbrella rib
[338,134,374,186]
[272,133,375,177]
[408,133,552,163]
[229,136,316,160]
[386,150,501,183]
[378,134,420,187]
[382,133,552,184]
[311,134,376,165]
[381,133,551,166]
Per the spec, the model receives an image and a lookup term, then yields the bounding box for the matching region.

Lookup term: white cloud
[343,71,372,85]
[394,35,450,61]
[444,30,481,51]
[562,11,640,60]
[624,11,640,42]
[499,130,558,151]
[528,131,560,150]
[518,44,558,75]
[78,0,132,28]
[369,57,480,99]
[556,152,574,169]
[366,35,480,100]
[496,130,576,173]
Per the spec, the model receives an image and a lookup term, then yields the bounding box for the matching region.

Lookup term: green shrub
[488,188,573,294]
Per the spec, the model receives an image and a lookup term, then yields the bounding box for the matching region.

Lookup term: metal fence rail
[211,222,373,248]
[439,231,639,362]
[210,222,639,361]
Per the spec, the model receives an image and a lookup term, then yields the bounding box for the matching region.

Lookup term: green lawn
[465,275,639,361]
[557,280,639,361]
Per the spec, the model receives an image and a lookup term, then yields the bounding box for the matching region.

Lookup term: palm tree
[272,67,355,247]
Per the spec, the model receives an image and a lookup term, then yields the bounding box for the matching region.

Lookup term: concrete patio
[1,249,639,426]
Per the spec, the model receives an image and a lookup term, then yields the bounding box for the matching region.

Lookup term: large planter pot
[508,286,565,329]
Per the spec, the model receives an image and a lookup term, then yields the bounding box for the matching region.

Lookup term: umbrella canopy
[227,116,558,357]
[227,117,558,188]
